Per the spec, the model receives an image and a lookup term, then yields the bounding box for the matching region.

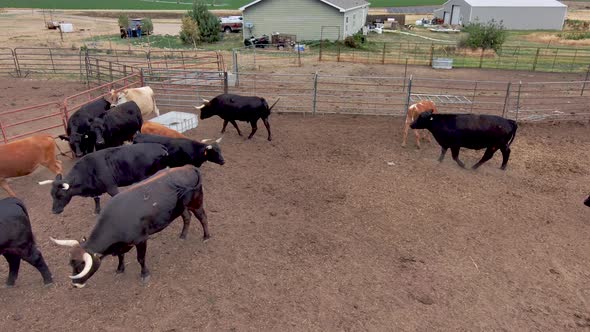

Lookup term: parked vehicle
[271,33,296,50]
[120,18,153,38]
[220,16,243,33]
[244,34,270,48]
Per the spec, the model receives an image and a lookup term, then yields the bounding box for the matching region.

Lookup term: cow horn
[70,252,93,280]
[215,136,223,144]
[38,180,54,185]
[202,98,210,103]
[200,138,212,143]
[62,183,70,190]
[50,237,80,247]
[206,145,213,150]
[194,105,205,110]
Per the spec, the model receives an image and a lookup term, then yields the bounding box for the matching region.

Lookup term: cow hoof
[43,282,54,288]
[202,236,210,243]
[416,146,421,150]
[115,269,125,275]
[140,275,150,284]
[179,234,187,240]
[4,283,15,289]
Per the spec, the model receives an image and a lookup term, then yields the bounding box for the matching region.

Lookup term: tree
[180,16,200,46]
[187,0,220,43]
[118,14,129,28]
[459,19,507,51]
[142,17,154,34]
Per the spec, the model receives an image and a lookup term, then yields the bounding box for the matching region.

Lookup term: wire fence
[319,41,590,73]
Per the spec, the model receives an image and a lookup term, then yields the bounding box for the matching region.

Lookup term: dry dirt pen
[0,53,589,330]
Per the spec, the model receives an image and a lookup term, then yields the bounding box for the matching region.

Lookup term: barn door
[443,12,450,25]
[450,5,461,25]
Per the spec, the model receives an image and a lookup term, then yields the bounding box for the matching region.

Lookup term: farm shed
[433,0,567,30]
[240,0,370,41]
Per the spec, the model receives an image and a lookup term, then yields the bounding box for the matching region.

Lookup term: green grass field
[1,0,445,10]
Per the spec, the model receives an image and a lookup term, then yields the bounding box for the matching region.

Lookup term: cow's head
[109,89,128,106]
[410,110,435,130]
[50,237,101,288]
[585,195,590,207]
[39,174,75,214]
[59,132,94,158]
[194,98,216,120]
[90,114,108,146]
[200,137,225,165]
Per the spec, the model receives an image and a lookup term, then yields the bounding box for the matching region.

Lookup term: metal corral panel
[242,0,357,41]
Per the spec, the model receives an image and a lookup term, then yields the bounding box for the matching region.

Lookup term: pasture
[0,76,589,330]
[0,0,446,10]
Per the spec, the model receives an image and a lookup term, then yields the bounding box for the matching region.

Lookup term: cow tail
[268,97,281,113]
[507,121,518,147]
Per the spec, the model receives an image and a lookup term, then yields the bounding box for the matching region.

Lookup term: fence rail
[319,41,590,73]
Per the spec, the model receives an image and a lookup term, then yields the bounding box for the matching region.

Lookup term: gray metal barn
[434,0,567,30]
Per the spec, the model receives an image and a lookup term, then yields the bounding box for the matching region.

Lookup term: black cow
[584,195,590,207]
[39,143,169,215]
[410,111,518,170]
[133,133,225,167]
[91,100,143,149]
[50,165,209,287]
[59,98,111,157]
[195,93,280,141]
[0,197,53,287]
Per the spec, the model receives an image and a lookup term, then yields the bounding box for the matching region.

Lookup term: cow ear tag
[204,150,207,156]
[429,117,433,121]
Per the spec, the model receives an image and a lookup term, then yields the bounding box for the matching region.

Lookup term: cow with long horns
[195,93,279,141]
[39,143,169,215]
[133,134,225,168]
[50,165,209,288]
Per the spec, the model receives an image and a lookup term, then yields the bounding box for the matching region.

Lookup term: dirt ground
[0,76,589,331]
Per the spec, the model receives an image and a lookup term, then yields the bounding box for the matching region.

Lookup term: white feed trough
[149,111,198,133]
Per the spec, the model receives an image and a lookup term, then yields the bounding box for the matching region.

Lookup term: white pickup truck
[220,16,243,33]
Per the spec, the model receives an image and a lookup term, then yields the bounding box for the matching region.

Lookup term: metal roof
[240,0,370,12]
[464,0,566,7]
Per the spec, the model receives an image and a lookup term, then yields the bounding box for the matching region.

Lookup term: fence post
[109,61,113,82]
[382,43,386,64]
[402,58,408,92]
[0,120,8,144]
[470,81,478,113]
[312,72,318,116]
[232,49,238,74]
[515,81,522,122]
[404,75,413,119]
[571,49,578,72]
[319,40,323,61]
[297,43,302,67]
[532,48,540,71]
[502,82,512,118]
[49,48,56,73]
[223,71,228,94]
[139,69,145,87]
[429,43,434,66]
[581,64,590,96]
[11,49,21,78]
[337,45,341,62]
[95,58,101,84]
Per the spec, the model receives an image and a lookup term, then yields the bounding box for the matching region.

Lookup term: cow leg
[451,147,465,168]
[229,120,242,136]
[4,254,20,287]
[438,147,448,163]
[472,147,497,170]
[136,241,150,282]
[262,117,272,141]
[401,122,410,147]
[221,120,229,133]
[116,254,125,274]
[179,209,191,240]
[0,179,17,197]
[248,120,258,139]
[93,197,101,215]
[22,248,53,286]
[424,130,433,143]
[190,206,210,241]
[499,146,511,170]
[414,129,422,149]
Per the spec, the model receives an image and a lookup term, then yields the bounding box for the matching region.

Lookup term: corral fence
[232,46,303,73]
[141,67,590,122]
[319,41,590,73]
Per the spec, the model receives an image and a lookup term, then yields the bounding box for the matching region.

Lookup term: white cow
[110,86,160,118]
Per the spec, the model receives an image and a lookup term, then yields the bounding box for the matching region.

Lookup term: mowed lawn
[3,0,445,10]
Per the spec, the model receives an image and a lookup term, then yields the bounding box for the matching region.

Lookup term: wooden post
[479,48,485,68]
[382,43,386,64]
[581,64,590,96]
[429,43,434,66]
[502,82,512,118]
[532,48,540,71]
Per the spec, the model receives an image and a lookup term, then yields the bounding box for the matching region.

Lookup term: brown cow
[402,100,437,149]
[141,122,186,139]
[0,135,63,197]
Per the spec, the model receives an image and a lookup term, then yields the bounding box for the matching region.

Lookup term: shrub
[142,18,154,34]
[459,19,507,51]
[180,16,200,45]
[118,14,129,28]
[344,32,366,48]
[187,0,220,43]
[562,32,590,40]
